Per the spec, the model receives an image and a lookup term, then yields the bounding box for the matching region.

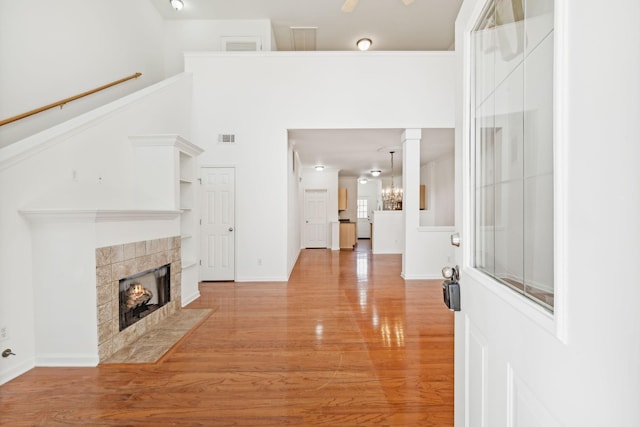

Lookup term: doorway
[356,178,380,239]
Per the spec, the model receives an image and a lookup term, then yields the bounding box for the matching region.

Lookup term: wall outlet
[0,326,8,341]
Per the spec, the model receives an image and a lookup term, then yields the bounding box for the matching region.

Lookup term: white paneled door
[455,1,566,426]
[303,190,327,248]
[200,167,235,281]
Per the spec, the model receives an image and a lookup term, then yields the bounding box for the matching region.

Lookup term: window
[472,0,554,310]
[357,199,368,219]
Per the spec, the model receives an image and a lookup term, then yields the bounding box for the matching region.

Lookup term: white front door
[456,1,561,425]
[455,1,640,426]
[200,167,235,281]
[303,190,327,248]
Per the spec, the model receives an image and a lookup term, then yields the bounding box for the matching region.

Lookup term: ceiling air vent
[289,27,318,51]
[290,27,317,51]
[218,134,236,144]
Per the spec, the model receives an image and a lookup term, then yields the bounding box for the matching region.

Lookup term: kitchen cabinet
[338,187,347,211]
[339,222,357,249]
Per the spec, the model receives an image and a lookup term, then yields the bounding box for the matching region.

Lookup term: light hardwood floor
[0,241,454,426]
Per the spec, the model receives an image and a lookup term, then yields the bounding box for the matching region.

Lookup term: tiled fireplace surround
[95,236,182,362]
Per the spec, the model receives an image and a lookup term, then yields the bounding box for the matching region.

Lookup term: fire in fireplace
[119,264,171,331]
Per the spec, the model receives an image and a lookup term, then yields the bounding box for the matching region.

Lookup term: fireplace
[119,264,171,331]
[96,236,181,362]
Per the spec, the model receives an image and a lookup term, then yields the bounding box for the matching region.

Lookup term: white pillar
[401,128,421,278]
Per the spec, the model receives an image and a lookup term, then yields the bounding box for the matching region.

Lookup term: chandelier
[382,151,403,210]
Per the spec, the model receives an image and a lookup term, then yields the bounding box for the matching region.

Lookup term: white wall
[185,52,455,281]
[163,20,274,76]
[410,227,456,279]
[419,159,436,225]
[0,0,166,148]
[287,144,302,275]
[0,74,192,384]
[372,211,404,254]
[420,152,455,226]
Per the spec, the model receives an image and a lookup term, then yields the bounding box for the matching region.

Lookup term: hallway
[0,245,454,425]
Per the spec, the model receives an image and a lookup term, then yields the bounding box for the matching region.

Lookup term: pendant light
[381,151,403,210]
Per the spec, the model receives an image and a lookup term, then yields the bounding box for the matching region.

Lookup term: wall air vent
[221,37,262,52]
[225,41,258,51]
[218,134,236,144]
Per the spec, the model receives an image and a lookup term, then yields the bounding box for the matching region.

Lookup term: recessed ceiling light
[170,0,184,11]
[356,38,372,51]
[370,170,381,177]
[315,165,325,171]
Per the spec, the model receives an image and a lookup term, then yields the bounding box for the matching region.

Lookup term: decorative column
[401,129,422,278]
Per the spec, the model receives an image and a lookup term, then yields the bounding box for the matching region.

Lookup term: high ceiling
[150,0,463,51]
[150,0,460,176]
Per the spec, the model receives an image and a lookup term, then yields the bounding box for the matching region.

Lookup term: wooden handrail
[0,72,142,127]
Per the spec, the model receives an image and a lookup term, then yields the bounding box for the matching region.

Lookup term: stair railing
[0,72,142,127]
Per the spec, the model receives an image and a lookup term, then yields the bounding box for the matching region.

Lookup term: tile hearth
[101,308,212,364]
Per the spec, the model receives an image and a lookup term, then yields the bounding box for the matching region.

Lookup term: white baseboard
[401,273,443,280]
[235,276,288,282]
[35,354,99,367]
[181,290,201,307]
[0,357,35,385]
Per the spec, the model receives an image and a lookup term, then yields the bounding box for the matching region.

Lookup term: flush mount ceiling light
[314,165,325,171]
[356,38,372,51]
[359,178,368,184]
[370,170,381,177]
[170,0,184,11]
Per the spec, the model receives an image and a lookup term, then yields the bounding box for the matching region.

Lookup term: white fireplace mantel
[21,207,181,367]
[21,208,181,223]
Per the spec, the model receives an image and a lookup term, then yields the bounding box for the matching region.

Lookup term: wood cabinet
[420,185,426,210]
[339,222,357,249]
[338,187,347,211]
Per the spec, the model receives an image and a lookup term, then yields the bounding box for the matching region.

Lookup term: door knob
[442,265,460,281]
[2,349,15,358]
[228,227,234,232]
